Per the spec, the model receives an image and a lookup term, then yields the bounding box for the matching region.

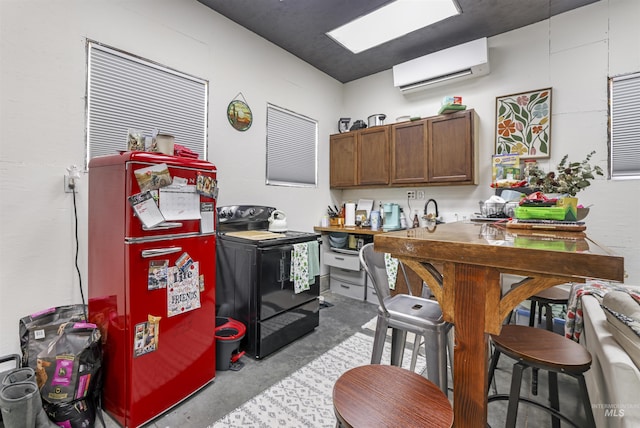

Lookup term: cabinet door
[391,119,429,184]
[330,132,357,187]
[428,111,474,183]
[358,126,389,185]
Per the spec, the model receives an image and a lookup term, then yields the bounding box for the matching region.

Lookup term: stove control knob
[218,208,228,218]
[248,208,255,216]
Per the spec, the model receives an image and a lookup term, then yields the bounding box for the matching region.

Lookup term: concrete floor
[94,290,588,428]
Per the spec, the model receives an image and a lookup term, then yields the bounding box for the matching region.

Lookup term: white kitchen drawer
[323,250,361,271]
[330,266,365,284]
[330,278,366,301]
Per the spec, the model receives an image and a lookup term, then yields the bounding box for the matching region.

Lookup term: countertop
[314,226,388,235]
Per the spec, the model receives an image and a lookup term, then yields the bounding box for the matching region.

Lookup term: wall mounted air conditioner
[393,37,489,94]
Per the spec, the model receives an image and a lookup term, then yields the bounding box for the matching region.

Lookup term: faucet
[424,199,440,223]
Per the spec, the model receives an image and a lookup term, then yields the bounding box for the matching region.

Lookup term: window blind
[87,42,208,164]
[266,104,318,186]
[610,72,640,179]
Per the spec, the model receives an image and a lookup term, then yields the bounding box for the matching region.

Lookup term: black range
[215,205,320,358]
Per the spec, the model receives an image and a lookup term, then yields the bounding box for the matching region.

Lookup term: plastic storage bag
[19,305,87,371]
[36,322,103,428]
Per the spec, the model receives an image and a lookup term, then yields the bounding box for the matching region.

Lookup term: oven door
[257,244,319,321]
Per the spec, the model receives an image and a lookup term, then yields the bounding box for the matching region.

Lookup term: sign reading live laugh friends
[227,92,253,131]
[167,260,201,317]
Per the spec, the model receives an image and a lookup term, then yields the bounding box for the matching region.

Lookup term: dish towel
[384,253,398,290]
[307,240,320,286]
[291,243,310,294]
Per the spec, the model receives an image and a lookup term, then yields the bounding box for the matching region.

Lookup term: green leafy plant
[527,151,604,196]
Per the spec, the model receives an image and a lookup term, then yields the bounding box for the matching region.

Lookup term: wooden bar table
[374,221,624,428]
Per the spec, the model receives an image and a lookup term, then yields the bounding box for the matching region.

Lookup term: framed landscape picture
[495,87,552,159]
[227,98,253,131]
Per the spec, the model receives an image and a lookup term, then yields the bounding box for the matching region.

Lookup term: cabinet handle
[340,284,350,289]
[335,257,344,260]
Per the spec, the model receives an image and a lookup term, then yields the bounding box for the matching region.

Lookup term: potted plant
[526,150,604,197]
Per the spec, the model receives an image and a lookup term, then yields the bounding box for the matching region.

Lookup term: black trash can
[215,317,246,371]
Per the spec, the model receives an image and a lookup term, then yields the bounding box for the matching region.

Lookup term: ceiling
[198,0,599,83]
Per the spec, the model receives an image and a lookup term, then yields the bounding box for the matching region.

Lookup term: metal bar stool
[505,284,570,395]
[526,286,570,396]
[487,325,595,428]
[333,364,453,428]
[359,243,452,395]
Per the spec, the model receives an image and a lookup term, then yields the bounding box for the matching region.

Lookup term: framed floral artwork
[495,87,552,159]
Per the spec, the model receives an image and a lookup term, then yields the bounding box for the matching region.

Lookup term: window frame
[265,103,318,187]
[86,41,208,166]
[609,71,640,180]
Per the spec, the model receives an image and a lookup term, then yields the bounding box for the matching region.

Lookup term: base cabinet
[325,250,367,301]
[330,267,366,301]
[315,228,379,302]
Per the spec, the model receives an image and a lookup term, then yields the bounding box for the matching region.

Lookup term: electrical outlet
[407,190,416,199]
[417,190,425,200]
[64,165,80,193]
[64,176,76,193]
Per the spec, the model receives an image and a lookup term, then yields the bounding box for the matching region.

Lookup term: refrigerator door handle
[142,222,183,231]
[141,247,183,258]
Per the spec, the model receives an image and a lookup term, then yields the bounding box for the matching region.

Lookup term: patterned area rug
[209,332,425,428]
[362,316,420,344]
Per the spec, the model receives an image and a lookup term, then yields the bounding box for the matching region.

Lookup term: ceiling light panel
[327,0,460,54]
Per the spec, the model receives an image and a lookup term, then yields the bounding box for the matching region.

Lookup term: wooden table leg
[451,264,500,427]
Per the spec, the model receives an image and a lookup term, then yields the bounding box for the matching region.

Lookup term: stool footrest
[488,394,581,428]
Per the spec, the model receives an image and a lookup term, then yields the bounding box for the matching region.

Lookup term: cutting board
[225,230,286,240]
[506,220,586,232]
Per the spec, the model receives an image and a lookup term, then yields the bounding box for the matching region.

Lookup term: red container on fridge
[88,152,217,427]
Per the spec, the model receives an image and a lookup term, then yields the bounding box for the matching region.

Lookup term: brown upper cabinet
[330,109,478,189]
[390,119,428,184]
[329,132,357,187]
[329,125,390,187]
[428,111,477,183]
[357,126,390,186]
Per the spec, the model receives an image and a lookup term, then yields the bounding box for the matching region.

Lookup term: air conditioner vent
[393,38,489,94]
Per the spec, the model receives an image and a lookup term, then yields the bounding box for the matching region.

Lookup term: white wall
[1,0,638,358]
[339,0,640,281]
[0,0,341,356]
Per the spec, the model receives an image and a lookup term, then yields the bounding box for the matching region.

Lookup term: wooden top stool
[525,285,570,396]
[528,286,570,331]
[333,364,453,428]
[487,325,595,428]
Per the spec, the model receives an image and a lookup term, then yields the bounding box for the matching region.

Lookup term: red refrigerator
[88,152,217,427]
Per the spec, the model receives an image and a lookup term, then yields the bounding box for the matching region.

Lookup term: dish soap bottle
[399,208,407,229]
[412,211,420,228]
